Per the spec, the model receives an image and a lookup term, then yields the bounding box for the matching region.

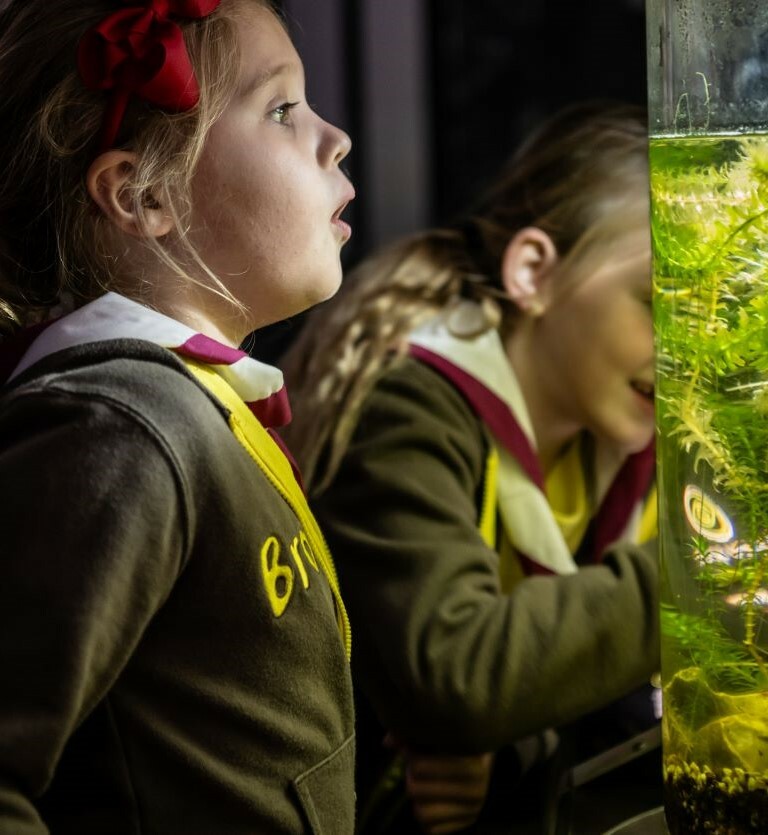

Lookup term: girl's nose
[322,120,351,168]
[335,129,352,166]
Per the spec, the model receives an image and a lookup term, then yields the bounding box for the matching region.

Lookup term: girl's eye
[270,101,299,125]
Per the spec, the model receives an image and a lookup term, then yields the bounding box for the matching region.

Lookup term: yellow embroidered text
[261,531,321,616]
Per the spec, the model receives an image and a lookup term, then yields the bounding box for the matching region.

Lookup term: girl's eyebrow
[242,62,297,97]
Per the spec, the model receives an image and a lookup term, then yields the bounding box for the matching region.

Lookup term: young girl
[282,103,660,834]
[0,1,355,832]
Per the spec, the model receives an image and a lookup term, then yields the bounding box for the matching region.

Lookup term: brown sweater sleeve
[0,385,187,833]
[312,359,659,752]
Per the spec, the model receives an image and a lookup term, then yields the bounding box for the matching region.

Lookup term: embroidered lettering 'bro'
[260,529,322,617]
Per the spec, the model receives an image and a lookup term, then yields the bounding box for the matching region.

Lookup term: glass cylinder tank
[646,1,768,832]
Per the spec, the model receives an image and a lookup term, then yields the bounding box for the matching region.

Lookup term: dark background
[256,0,648,361]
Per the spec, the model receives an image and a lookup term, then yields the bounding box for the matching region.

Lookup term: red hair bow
[78,0,221,151]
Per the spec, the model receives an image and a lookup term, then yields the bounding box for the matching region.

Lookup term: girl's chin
[314,271,344,304]
[594,413,655,454]
[620,423,656,454]
[280,274,343,321]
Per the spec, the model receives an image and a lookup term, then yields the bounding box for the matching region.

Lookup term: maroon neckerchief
[409,344,655,575]
[169,331,303,488]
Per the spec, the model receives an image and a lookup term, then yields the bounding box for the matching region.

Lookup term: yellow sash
[478,447,498,548]
[182,359,351,660]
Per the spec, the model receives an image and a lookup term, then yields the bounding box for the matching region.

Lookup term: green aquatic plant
[660,604,764,693]
[652,136,768,823]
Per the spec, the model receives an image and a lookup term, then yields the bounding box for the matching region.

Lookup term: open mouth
[332,186,355,224]
[331,202,349,223]
[631,379,655,401]
[331,198,353,241]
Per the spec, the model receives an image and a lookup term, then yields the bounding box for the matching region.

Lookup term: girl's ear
[500,227,558,317]
[86,150,173,239]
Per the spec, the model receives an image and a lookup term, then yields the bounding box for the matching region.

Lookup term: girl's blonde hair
[282,102,650,493]
[0,0,273,335]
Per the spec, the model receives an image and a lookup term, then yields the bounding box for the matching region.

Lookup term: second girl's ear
[500,227,558,317]
[85,150,174,239]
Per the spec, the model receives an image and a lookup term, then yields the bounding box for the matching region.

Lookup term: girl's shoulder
[4,338,224,414]
[366,354,486,438]
[0,338,232,483]
[336,354,491,493]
